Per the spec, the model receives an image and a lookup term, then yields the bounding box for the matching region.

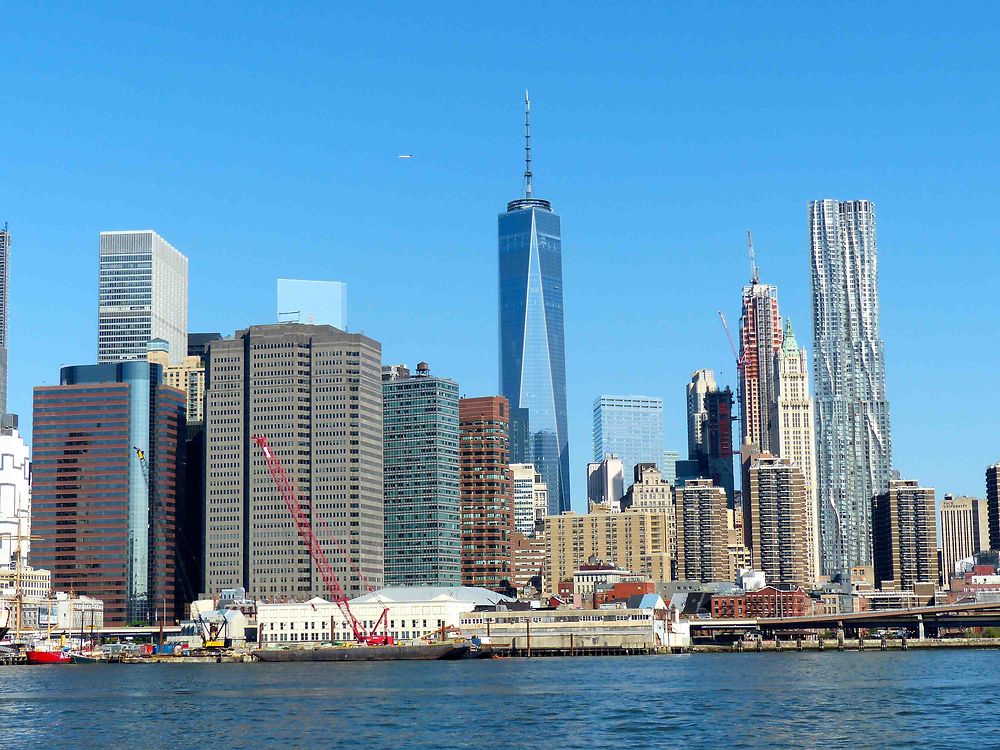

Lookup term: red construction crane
[718,311,745,368]
[717,311,746,424]
[252,435,391,646]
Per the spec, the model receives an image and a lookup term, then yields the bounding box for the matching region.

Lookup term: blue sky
[2,4,997,507]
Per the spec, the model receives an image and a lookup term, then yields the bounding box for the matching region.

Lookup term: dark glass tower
[498,93,571,513]
[0,223,9,416]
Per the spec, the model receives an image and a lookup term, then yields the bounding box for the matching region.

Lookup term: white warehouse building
[256,586,514,645]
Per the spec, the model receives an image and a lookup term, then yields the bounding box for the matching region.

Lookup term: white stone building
[572,566,643,604]
[0,565,51,631]
[256,586,513,644]
[461,597,691,650]
[512,463,547,536]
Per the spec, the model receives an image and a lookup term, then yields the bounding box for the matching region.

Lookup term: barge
[254,642,469,662]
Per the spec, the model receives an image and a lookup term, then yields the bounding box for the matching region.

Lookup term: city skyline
[5,12,1000,745]
[2,6,998,506]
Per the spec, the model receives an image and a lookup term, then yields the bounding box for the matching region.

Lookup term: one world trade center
[498,93,571,513]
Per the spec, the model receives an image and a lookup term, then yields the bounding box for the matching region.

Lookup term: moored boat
[69,652,105,664]
[254,642,469,662]
[26,649,72,664]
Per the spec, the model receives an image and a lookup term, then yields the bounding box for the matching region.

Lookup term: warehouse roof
[351,586,515,606]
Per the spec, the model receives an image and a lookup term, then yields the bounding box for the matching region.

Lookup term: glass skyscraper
[592,395,665,490]
[809,199,892,576]
[277,278,347,329]
[498,93,571,513]
[0,223,9,416]
[382,363,461,586]
[32,361,185,624]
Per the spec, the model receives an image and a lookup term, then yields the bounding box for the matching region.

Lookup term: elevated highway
[690,601,1000,639]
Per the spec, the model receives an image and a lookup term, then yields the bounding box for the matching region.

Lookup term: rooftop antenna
[747,229,758,284]
[524,90,532,198]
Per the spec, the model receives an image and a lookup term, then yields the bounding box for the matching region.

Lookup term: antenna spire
[524,90,532,198]
[748,229,758,284]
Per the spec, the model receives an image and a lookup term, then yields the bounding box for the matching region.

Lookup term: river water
[1,651,997,748]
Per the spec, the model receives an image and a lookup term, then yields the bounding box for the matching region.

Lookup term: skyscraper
[661,450,679,487]
[0,223,9,416]
[203,324,383,601]
[512,463,537,537]
[770,319,819,582]
[621,464,675,512]
[939,495,989,582]
[587,454,625,512]
[32,361,185,624]
[187,332,222,359]
[686,369,716,460]
[703,388,736,508]
[593,396,665,489]
[739,234,782,455]
[987,463,1000,551]
[809,200,892,576]
[499,93,570,513]
[745,454,811,587]
[459,396,513,590]
[277,279,347,328]
[98,230,189,364]
[872,479,938,591]
[149,337,208,604]
[0,419,30,568]
[146,338,207,423]
[383,363,461,586]
[675,479,729,583]
[685,370,735,508]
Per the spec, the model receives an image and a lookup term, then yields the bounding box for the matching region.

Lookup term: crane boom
[134,447,194,614]
[252,434,390,646]
[718,311,741,363]
[717,312,746,425]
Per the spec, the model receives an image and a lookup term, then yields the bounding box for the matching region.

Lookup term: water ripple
[1,652,998,748]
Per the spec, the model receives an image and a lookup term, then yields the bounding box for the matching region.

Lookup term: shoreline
[689,637,1000,654]
[5,638,1000,665]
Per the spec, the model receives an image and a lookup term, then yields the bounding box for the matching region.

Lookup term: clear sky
[2,4,998,508]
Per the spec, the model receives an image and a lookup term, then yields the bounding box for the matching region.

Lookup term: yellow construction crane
[133,447,196,617]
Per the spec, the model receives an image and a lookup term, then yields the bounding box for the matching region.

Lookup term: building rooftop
[351,586,515,606]
[626,593,665,610]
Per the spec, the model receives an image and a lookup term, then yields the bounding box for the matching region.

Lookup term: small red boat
[26,649,72,664]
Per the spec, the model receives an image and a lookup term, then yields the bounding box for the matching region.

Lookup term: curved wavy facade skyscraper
[809,199,892,576]
[498,93,571,513]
